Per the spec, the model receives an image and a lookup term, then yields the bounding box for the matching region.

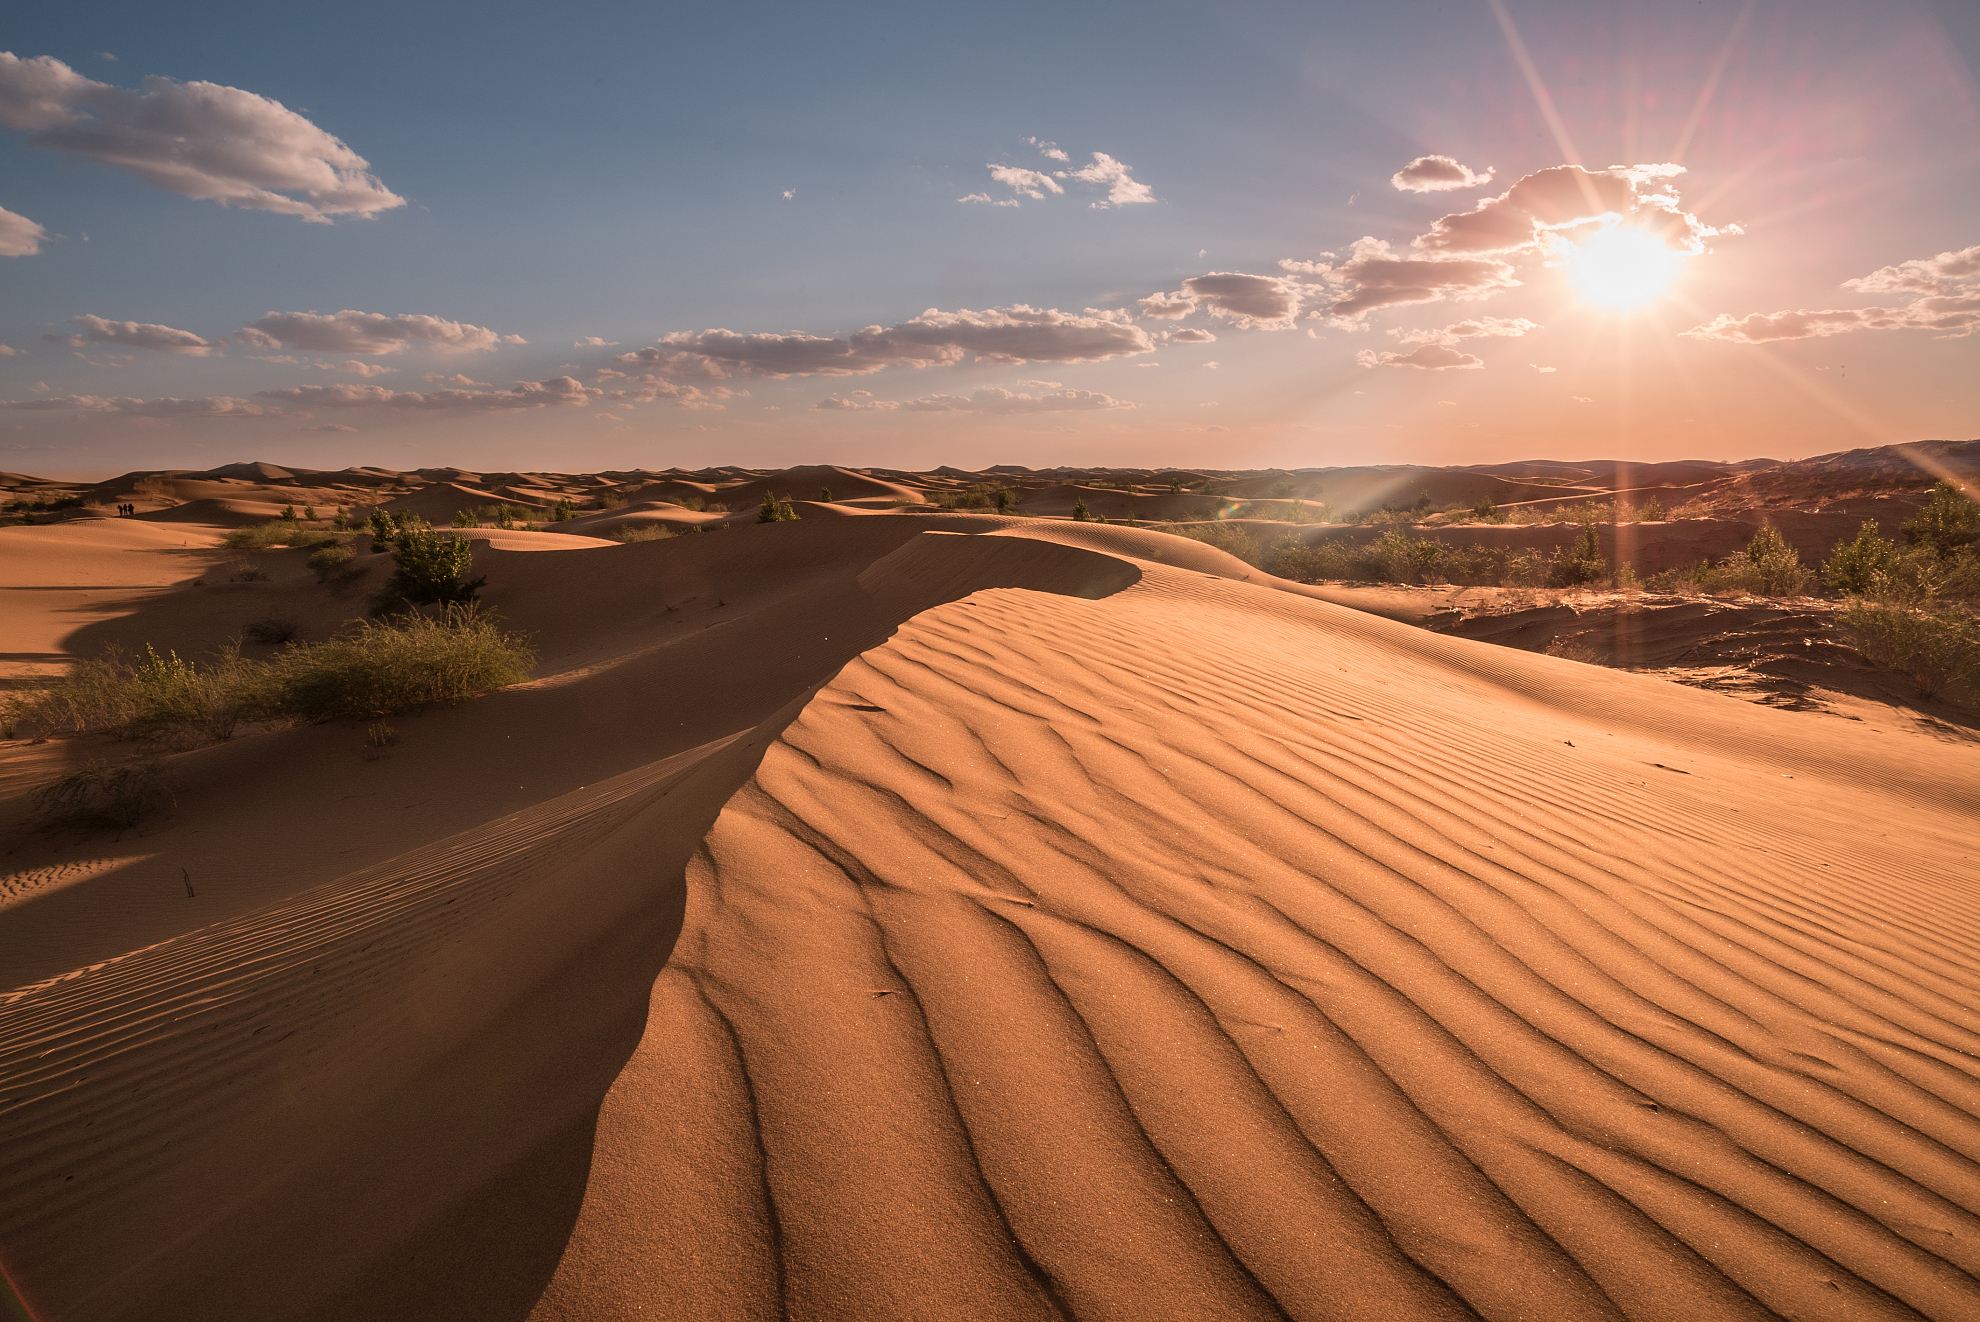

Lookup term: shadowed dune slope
[2,519,1978,1321]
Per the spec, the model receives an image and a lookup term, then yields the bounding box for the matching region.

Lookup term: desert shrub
[673,493,704,511]
[1842,600,1980,699]
[1548,527,1609,587]
[1903,480,1979,558]
[452,508,482,528]
[380,525,484,607]
[552,498,578,521]
[1164,521,1263,565]
[1071,496,1095,522]
[223,521,342,551]
[1649,525,1809,596]
[303,505,317,522]
[995,487,1018,514]
[5,645,264,743]
[757,492,799,522]
[611,523,676,543]
[270,606,534,720]
[1822,520,1899,594]
[308,542,359,586]
[32,759,176,831]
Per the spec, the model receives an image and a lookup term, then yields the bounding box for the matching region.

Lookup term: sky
[1,0,1977,476]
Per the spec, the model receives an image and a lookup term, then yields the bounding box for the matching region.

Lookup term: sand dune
[2,464,1978,1320]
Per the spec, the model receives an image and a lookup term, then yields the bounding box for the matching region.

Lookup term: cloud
[781,187,796,200]
[1531,363,1557,373]
[987,164,1062,200]
[0,203,44,256]
[1413,163,1728,259]
[1393,315,1538,346]
[1287,237,1520,318]
[636,305,1153,379]
[237,310,524,355]
[303,422,357,433]
[0,52,403,222]
[1160,326,1217,344]
[1063,152,1156,207]
[58,313,215,355]
[1686,242,1980,342]
[1354,343,1483,370]
[259,376,594,411]
[1390,154,1495,193]
[815,386,1131,413]
[0,392,267,416]
[0,343,18,356]
[966,145,1155,208]
[1140,272,1301,329]
[575,335,619,348]
[1842,243,1980,296]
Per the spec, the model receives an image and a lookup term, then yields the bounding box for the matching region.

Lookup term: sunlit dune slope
[1,515,1977,1321]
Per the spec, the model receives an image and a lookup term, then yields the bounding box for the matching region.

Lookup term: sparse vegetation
[1903,480,1980,558]
[757,492,799,522]
[222,520,344,551]
[308,542,360,586]
[1842,601,1979,699]
[244,616,301,645]
[1071,496,1095,522]
[6,608,534,744]
[1648,525,1812,596]
[1264,529,1618,589]
[32,759,176,831]
[610,522,676,543]
[1165,521,1264,565]
[380,524,485,608]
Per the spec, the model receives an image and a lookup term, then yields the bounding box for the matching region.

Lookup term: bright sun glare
[1563,225,1685,311]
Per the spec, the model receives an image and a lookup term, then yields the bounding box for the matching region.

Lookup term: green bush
[1649,525,1810,596]
[271,606,535,720]
[1264,529,1619,589]
[1822,520,1898,593]
[1163,521,1263,565]
[222,521,343,551]
[1548,526,1609,587]
[6,645,262,743]
[611,523,676,543]
[1903,480,1979,558]
[1842,600,1980,699]
[757,492,799,522]
[381,525,485,607]
[308,542,359,585]
[1071,496,1095,522]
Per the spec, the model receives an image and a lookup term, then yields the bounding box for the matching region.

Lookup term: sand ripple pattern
[544,568,1980,1321]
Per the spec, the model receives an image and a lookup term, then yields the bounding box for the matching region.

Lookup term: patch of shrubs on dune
[1247,525,1616,589]
[7,605,534,751]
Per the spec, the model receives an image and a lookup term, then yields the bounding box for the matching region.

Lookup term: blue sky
[2,0,1977,474]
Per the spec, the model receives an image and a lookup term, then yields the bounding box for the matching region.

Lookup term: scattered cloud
[1391,154,1495,193]
[237,310,524,355]
[1286,237,1520,319]
[1414,163,1730,258]
[1393,316,1538,346]
[632,305,1153,379]
[0,343,20,356]
[1160,326,1217,344]
[1571,395,1594,404]
[1686,242,1980,342]
[816,386,1131,413]
[1138,273,1301,330]
[965,143,1156,208]
[575,335,619,348]
[54,313,216,355]
[781,187,796,200]
[259,376,594,411]
[1355,343,1483,370]
[1531,363,1557,373]
[0,392,267,416]
[0,52,403,221]
[0,204,44,256]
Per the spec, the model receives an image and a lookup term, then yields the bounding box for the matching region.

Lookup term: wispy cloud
[237,310,525,355]
[1139,273,1301,329]
[1390,154,1495,193]
[963,142,1156,209]
[815,385,1132,413]
[51,313,216,355]
[0,52,403,221]
[1355,343,1483,370]
[1687,243,1980,342]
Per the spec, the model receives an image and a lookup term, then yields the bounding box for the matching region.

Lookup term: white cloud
[57,313,215,355]
[781,187,796,200]
[1390,154,1495,193]
[1687,241,1980,342]
[635,305,1153,379]
[957,192,1020,208]
[987,164,1062,200]
[237,310,524,355]
[0,203,44,256]
[1393,316,1538,346]
[575,335,619,348]
[1160,326,1217,344]
[0,52,403,222]
[1355,343,1483,370]
[1062,152,1156,207]
[1026,135,1070,163]
[1531,363,1557,373]
[816,386,1131,413]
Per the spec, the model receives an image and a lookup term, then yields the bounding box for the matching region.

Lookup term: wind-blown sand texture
[1,461,1978,1320]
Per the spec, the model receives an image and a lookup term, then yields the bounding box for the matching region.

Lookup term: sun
[1562,224,1685,311]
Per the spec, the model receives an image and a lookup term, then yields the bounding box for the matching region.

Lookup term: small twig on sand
[182,867,196,899]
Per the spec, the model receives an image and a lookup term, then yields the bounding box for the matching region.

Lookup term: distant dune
[1,445,1977,1320]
